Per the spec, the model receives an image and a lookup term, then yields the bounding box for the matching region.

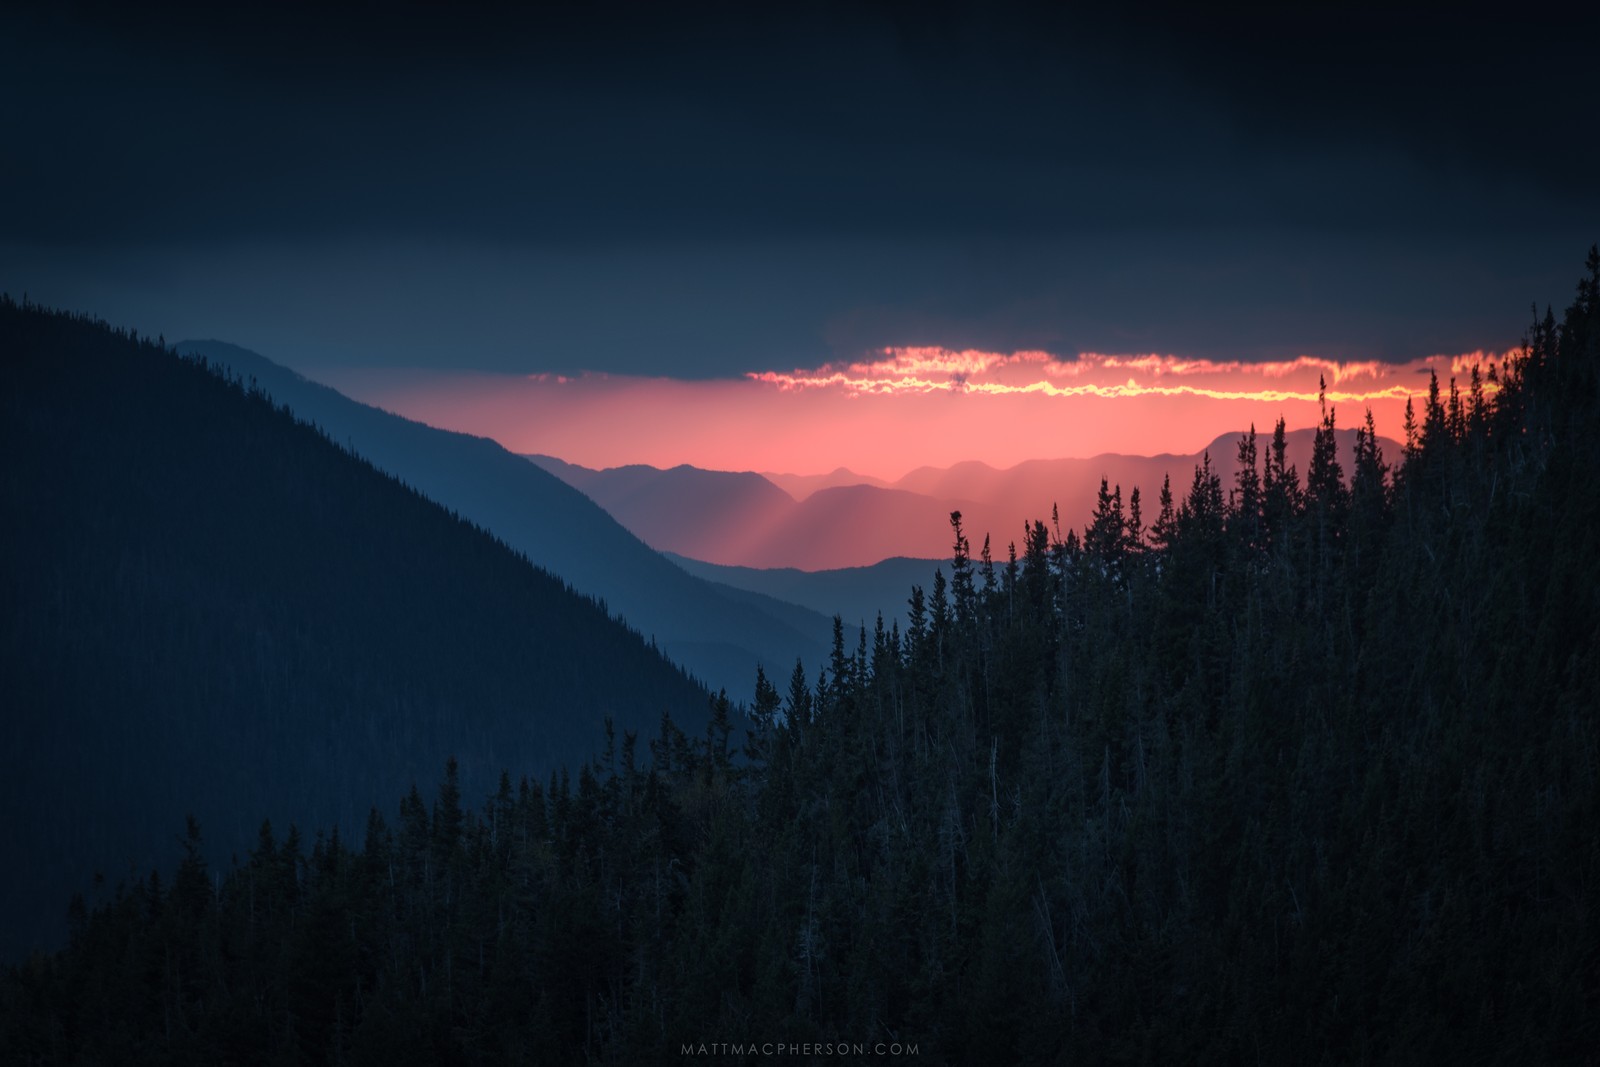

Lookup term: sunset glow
[311,347,1515,480]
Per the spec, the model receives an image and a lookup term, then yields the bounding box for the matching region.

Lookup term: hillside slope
[0,300,714,960]
[180,341,830,695]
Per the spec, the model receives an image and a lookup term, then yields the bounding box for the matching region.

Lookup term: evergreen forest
[3,253,1599,1063]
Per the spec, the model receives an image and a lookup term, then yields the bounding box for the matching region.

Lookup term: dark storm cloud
[9,2,1591,244]
[1125,6,1600,202]
[3,1,1596,375]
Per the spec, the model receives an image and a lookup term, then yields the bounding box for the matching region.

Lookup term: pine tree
[949,511,977,633]
[1228,424,1259,552]
[1262,416,1300,552]
[1305,377,1349,580]
[1150,473,1177,553]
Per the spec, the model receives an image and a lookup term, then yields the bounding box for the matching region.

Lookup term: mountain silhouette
[759,466,893,499]
[180,341,832,696]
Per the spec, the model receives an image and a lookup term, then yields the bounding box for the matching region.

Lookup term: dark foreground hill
[0,298,712,961]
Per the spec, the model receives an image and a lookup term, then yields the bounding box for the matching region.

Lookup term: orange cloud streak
[749,347,1508,404]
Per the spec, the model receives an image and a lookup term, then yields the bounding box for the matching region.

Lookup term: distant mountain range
[759,467,892,499]
[179,341,835,697]
[529,428,1402,570]
[531,454,978,572]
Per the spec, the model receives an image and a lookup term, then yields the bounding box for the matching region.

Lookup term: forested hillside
[4,253,1599,1063]
[0,298,712,961]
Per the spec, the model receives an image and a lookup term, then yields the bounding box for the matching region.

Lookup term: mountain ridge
[181,340,832,696]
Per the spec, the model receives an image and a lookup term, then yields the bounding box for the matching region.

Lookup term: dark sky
[4,1,1596,376]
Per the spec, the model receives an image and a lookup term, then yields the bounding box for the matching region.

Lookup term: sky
[4,2,1596,475]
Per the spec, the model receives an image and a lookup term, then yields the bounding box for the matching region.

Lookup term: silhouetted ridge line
[177,337,833,696]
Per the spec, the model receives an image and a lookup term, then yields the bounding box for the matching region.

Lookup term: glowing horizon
[307,346,1515,482]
